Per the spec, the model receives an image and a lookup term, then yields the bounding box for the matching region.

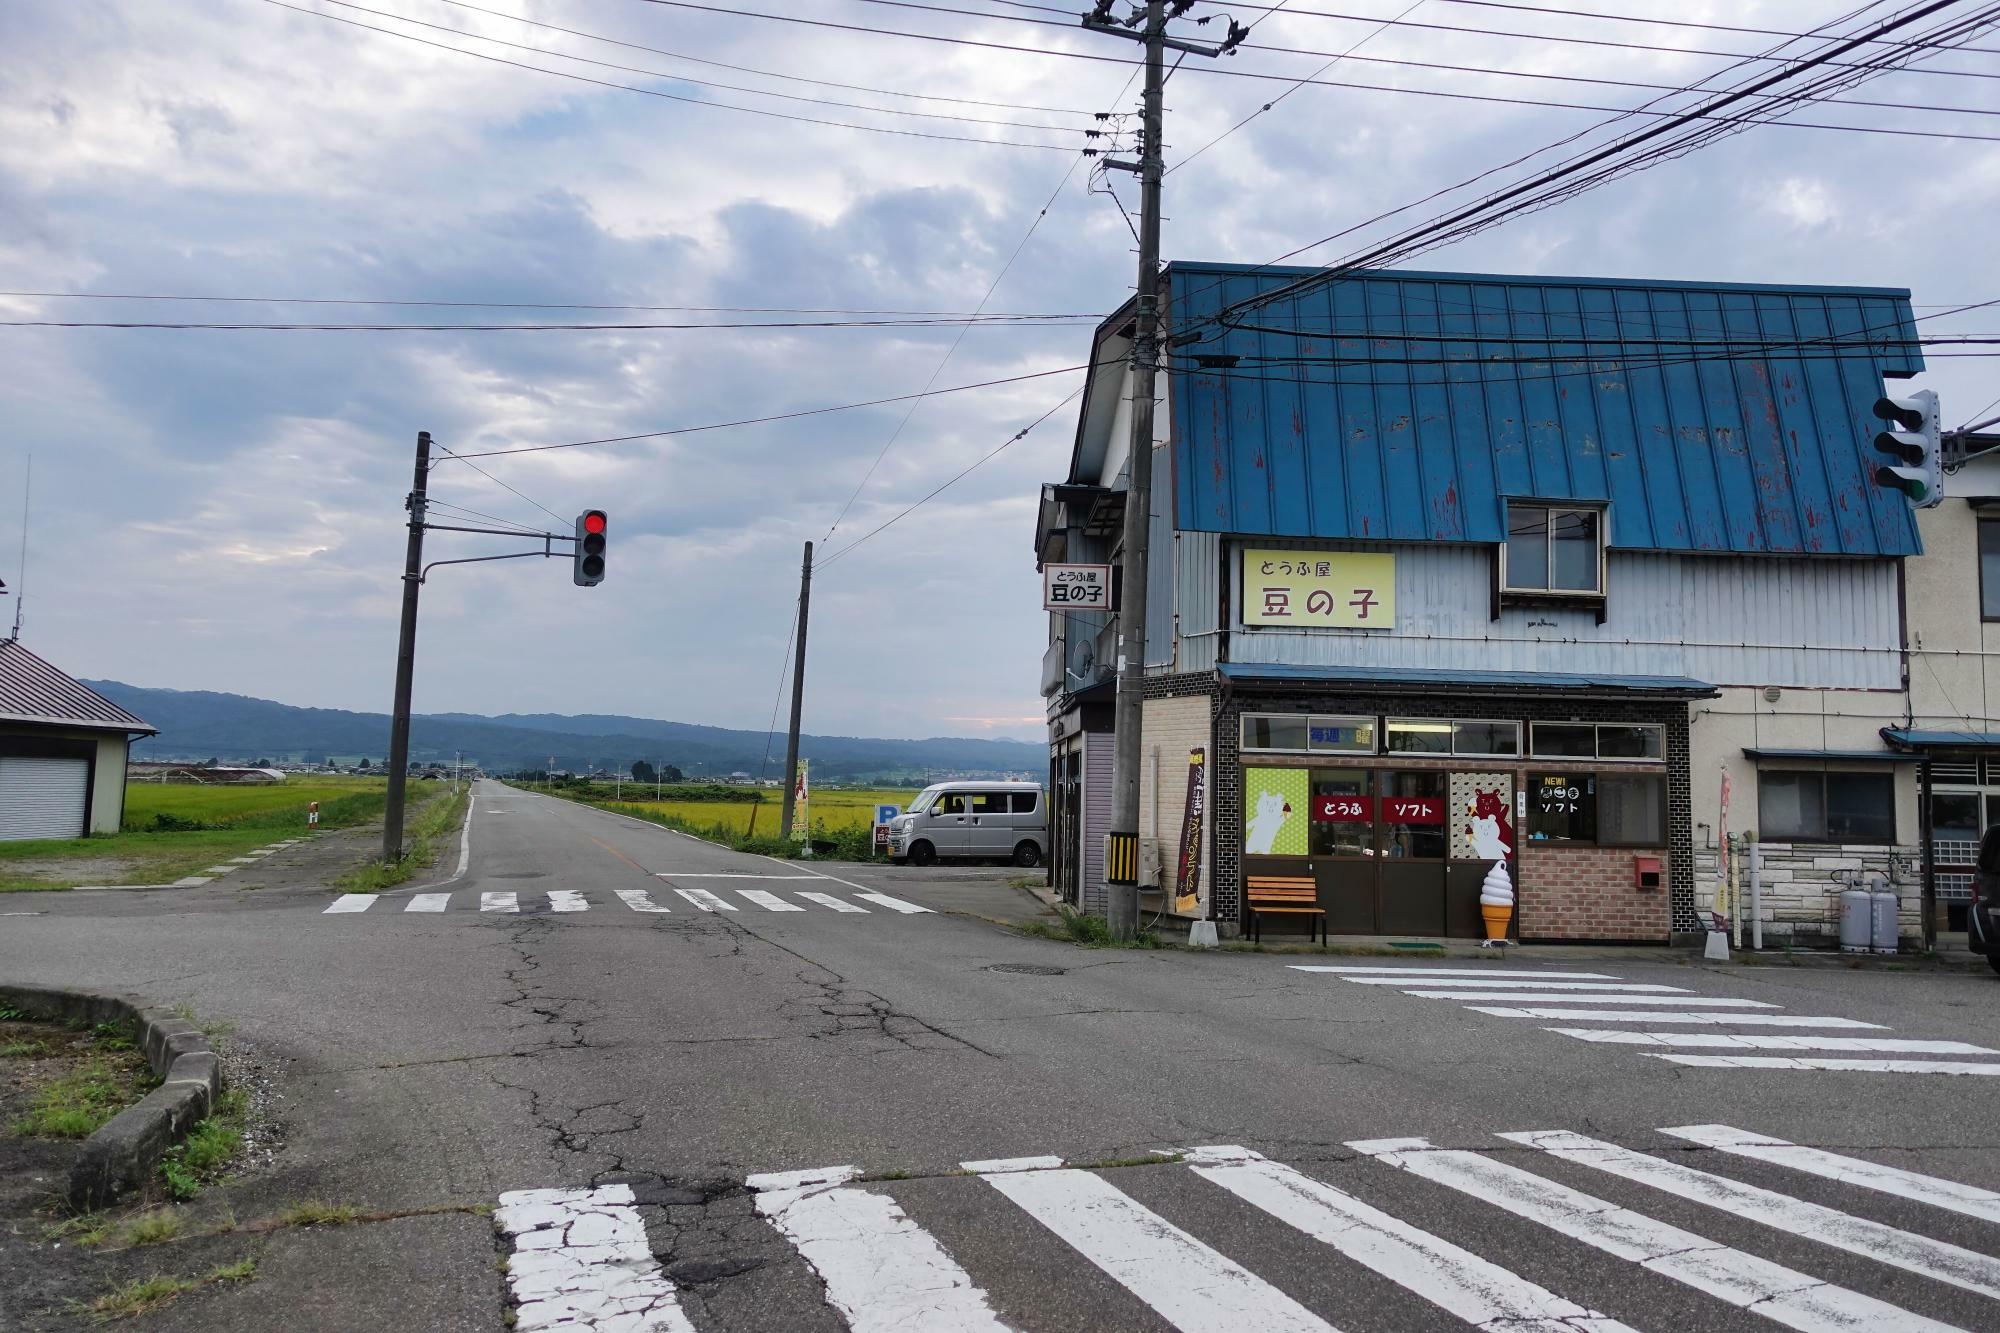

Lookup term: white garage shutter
[0,756,90,841]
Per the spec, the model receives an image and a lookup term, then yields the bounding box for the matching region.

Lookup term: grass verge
[84,1259,258,1323]
[159,1086,248,1201]
[336,784,467,892]
[9,1020,158,1139]
[1015,907,1165,950]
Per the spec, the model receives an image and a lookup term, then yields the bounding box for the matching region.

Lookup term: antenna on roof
[9,454,28,642]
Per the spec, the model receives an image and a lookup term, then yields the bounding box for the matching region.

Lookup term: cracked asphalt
[4,777,1999,1331]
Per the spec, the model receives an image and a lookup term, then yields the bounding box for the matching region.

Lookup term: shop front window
[1759,770,1895,844]
[1309,769,1373,857]
[1598,774,1666,845]
[1379,771,1447,859]
[1932,792,1982,841]
[1527,772,1594,843]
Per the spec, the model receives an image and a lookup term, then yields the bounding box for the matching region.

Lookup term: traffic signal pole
[382,430,432,861]
[780,540,813,840]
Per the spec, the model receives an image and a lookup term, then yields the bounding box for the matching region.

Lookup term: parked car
[888,781,1047,867]
[1972,825,2000,975]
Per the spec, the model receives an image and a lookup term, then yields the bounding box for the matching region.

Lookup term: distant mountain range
[88,682,1043,781]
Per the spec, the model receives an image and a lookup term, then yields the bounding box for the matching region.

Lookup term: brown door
[1377,771,1448,935]
[1310,769,1375,933]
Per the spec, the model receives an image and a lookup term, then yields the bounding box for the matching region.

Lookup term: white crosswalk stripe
[796,891,868,913]
[747,1167,1008,1333]
[323,894,374,913]
[972,1157,1336,1333]
[1550,1030,1998,1054]
[1185,1145,1638,1333]
[673,888,737,912]
[481,892,518,913]
[1289,966,1619,979]
[738,889,806,912]
[1402,991,1774,1006]
[1658,1125,2000,1225]
[1467,1008,1886,1028]
[405,893,451,913]
[1654,1055,2000,1075]
[1503,1129,2000,1302]
[496,1184,696,1333]
[1349,1135,1961,1332]
[1344,978,1688,992]
[547,890,588,913]
[853,891,933,914]
[614,889,671,913]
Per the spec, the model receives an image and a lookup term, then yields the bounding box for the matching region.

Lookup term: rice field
[575,786,918,838]
[124,776,390,831]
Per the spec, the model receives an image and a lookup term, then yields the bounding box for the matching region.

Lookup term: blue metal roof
[1882,728,2000,749]
[1168,264,1925,556]
[1217,662,1716,696]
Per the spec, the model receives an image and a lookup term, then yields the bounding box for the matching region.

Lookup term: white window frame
[1385,718,1522,758]
[1529,721,1665,761]
[1502,503,1607,597]
[1241,713,1379,755]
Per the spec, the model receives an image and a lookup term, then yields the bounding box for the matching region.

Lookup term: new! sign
[1043,563,1113,611]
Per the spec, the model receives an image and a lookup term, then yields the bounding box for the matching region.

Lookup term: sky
[1,0,1996,744]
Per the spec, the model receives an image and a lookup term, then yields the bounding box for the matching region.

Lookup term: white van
[888,781,1048,867]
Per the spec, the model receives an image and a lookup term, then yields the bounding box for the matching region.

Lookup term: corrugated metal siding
[1146,445,1174,669]
[1168,265,1924,557]
[1227,545,1900,689]
[0,640,154,732]
[1174,530,1222,674]
[1081,732,1114,914]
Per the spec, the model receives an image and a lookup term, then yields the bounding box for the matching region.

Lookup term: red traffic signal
[574,510,607,586]
[582,510,607,536]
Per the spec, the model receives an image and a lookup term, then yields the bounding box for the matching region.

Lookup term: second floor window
[1506,505,1603,594]
[1981,518,2000,620]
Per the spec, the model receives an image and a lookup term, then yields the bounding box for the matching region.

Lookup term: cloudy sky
[2,0,1996,743]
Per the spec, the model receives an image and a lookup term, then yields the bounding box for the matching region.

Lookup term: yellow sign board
[1242,549,1395,628]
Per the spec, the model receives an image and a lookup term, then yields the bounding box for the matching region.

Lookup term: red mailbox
[1634,855,1663,891]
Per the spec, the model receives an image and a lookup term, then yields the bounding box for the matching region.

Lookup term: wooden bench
[1246,875,1325,944]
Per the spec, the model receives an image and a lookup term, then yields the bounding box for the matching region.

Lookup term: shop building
[1040,263,1932,944]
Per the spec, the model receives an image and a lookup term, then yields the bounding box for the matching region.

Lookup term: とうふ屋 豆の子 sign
[1242,549,1395,628]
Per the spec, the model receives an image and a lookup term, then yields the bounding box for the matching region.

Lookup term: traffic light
[573,510,607,586]
[1870,389,1942,508]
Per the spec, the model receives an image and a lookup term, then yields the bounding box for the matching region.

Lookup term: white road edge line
[747,1166,1008,1333]
[1185,1145,1638,1333]
[380,787,477,897]
[1349,1135,1960,1333]
[1657,1125,2000,1225]
[496,1183,696,1333]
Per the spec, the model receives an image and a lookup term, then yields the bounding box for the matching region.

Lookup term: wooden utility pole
[382,431,432,861]
[780,541,813,840]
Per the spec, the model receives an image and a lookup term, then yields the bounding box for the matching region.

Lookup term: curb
[0,982,221,1211]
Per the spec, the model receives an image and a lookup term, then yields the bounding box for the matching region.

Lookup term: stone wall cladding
[1202,680,1692,941]
[1696,841,1921,947]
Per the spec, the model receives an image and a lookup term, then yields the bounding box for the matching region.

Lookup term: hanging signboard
[1174,749,1206,915]
[1043,563,1113,611]
[1241,549,1395,628]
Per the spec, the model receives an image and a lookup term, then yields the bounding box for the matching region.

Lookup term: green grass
[87,1273,196,1321]
[123,778,388,832]
[277,1199,358,1227]
[12,1058,159,1138]
[208,1258,257,1284]
[120,1211,182,1247]
[1015,907,1163,949]
[158,1088,247,1201]
[337,784,467,892]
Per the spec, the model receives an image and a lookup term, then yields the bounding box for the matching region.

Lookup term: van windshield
[907,786,946,815]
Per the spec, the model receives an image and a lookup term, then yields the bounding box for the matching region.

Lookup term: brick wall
[1517,844,1671,942]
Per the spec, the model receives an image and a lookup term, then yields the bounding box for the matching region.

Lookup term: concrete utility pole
[1083,0,1244,939]
[382,430,432,861]
[779,540,813,840]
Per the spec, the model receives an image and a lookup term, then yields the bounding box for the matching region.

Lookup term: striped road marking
[1346,978,1686,993]
[495,1183,695,1333]
[1504,1129,2000,1302]
[796,891,868,913]
[972,1158,1335,1333]
[1405,992,1777,1007]
[1653,1055,2000,1075]
[406,893,452,913]
[747,1167,1008,1333]
[1658,1125,2000,1225]
[615,889,671,913]
[673,888,737,913]
[1551,1031,1998,1055]
[854,892,933,915]
[1468,1008,1886,1028]
[1350,1136,1959,1333]
[1186,1145,1638,1333]
[658,872,822,879]
[324,895,375,913]
[547,890,588,913]
[738,889,806,912]
[1289,966,1618,979]
[481,892,518,913]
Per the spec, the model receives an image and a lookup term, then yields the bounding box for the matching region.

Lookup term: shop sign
[1242,549,1395,628]
[1244,768,1310,856]
[1313,794,1373,822]
[1174,749,1206,915]
[1043,563,1113,611]
[1382,796,1443,824]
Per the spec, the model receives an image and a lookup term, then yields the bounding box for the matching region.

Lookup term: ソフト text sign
[1242,549,1395,628]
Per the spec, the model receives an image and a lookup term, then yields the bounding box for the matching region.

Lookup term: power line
[308,0,1090,133]
[427,0,1103,116]
[424,499,550,535]
[252,0,1080,151]
[428,441,568,527]
[0,291,1094,317]
[1436,0,2000,55]
[0,316,1095,331]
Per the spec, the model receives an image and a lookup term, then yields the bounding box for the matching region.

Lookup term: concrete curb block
[0,981,221,1211]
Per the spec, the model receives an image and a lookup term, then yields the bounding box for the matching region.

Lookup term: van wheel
[1013,841,1042,868]
[907,841,937,867]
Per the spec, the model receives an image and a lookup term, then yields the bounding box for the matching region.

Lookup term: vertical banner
[793,760,811,841]
[1712,767,1732,930]
[1175,749,1206,915]
[1243,768,1309,857]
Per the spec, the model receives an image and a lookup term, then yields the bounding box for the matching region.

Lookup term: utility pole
[780,541,813,840]
[382,431,432,861]
[1083,1,1244,938]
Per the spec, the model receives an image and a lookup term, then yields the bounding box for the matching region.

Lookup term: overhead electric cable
[0,291,1093,317]
[252,0,1079,150]
[429,440,568,526]
[1437,0,2000,54]
[0,316,1095,331]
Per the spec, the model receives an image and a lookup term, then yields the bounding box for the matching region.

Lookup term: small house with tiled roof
[0,638,156,840]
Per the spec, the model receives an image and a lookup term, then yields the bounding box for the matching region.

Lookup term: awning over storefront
[1216,662,1717,700]
[1744,747,1916,763]
[1881,728,2000,750]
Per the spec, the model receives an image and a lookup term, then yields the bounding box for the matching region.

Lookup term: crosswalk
[322,882,933,918]
[1291,963,2000,1077]
[496,1124,2000,1332]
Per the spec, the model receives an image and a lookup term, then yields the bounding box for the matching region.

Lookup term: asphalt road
[4,777,1999,1332]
